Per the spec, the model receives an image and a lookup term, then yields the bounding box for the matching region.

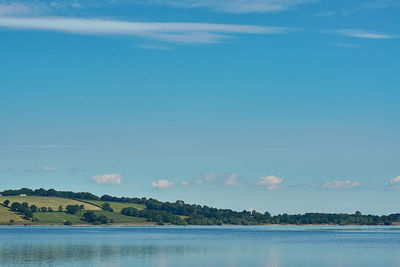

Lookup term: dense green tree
[30,205,38,212]
[58,205,63,212]
[40,207,47,212]
[10,202,21,211]
[65,205,80,215]
[83,211,97,223]
[3,199,10,207]
[101,202,113,212]
[97,215,108,224]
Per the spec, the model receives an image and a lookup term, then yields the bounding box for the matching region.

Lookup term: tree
[48,207,54,212]
[10,202,21,211]
[40,207,47,212]
[58,205,63,212]
[24,210,33,221]
[3,199,10,207]
[30,205,38,212]
[101,202,113,212]
[83,211,97,223]
[97,215,109,224]
[66,205,80,215]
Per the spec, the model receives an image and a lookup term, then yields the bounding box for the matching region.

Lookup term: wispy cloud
[92,174,122,185]
[0,3,32,16]
[25,166,57,173]
[332,29,395,39]
[330,42,362,48]
[363,0,400,9]
[321,180,361,189]
[181,180,190,186]
[388,175,400,189]
[152,179,174,188]
[257,175,283,190]
[43,166,56,172]
[389,176,400,185]
[0,16,289,44]
[137,0,319,14]
[315,10,335,16]
[224,173,239,186]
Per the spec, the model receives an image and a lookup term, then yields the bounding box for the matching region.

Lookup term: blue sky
[0,0,399,215]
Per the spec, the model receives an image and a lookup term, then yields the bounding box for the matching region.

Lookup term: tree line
[1,188,399,225]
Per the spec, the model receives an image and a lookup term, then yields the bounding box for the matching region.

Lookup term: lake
[1,226,400,266]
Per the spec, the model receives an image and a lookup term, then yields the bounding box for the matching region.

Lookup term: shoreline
[1,222,399,227]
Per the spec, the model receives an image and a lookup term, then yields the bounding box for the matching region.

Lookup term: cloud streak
[152,179,174,188]
[0,16,288,43]
[92,174,122,185]
[388,175,400,189]
[333,29,395,39]
[224,173,239,186]
[321,180,361,189]
[257,175,283,190]
[138,0,318,14]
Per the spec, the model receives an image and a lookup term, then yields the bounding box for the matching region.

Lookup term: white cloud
[43,166,56,172]
[181,180,190,186]
[224,173,239,186]
[257,175,283,190]
[152,179,174,188]
[25,166,57,173]
[389,176,400,185]
[141,0,318,13]
[92,174,121,185]
[0,16,289,44]
[333,29,395,39]
[321,180,361,189]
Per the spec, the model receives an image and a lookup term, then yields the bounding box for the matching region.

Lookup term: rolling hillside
[0,196,149,225]
[0,196,101,211]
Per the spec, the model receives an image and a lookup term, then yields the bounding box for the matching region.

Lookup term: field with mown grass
[0,196,101,211]
[92,210,148,223]
[33,212,90,224]
[83,200,145,213]
[0,206,28,224]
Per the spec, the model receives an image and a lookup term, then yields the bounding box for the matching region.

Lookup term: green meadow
[83,200,145,213]
[0,196,100,211]
[0,196,149,225]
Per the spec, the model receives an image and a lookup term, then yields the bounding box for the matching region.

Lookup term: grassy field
[83,200,145,213]
[0,196,149,225]
[93,211,149,223]
[33,212,89,224]
[0,206,28,224]
[0,196,101,211]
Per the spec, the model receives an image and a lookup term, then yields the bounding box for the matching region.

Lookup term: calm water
[1,226,400,267]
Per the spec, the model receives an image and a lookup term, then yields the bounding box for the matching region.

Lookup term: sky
[0,0,399,215]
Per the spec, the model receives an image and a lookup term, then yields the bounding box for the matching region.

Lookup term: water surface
[1,225,400,267]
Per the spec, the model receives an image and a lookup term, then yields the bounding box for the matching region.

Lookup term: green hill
[0,205,28,224]
[82,200,145,213]
[0,196,101,211]
[0,196,149,225]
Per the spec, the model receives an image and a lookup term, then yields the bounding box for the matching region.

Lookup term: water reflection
[0,226,400,267]
[0,244,203,265]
